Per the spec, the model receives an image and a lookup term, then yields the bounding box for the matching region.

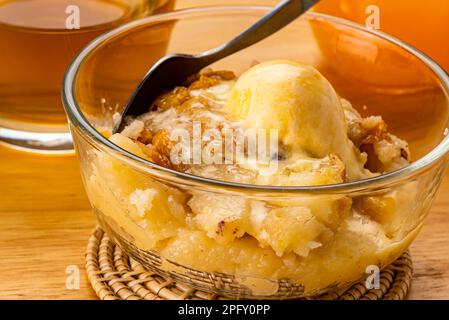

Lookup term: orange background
[315,0,449,71]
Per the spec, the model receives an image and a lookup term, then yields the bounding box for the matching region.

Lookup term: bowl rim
[62,5,449,193]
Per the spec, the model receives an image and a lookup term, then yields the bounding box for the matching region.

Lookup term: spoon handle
[200,0,320,62]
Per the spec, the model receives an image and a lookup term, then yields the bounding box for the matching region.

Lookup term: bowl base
[86,227,413,300]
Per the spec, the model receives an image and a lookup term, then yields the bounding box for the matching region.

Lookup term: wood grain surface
[0,0,448,300]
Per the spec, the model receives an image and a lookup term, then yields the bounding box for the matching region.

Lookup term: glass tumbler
[314,0,449,72]
[0,0,173,154]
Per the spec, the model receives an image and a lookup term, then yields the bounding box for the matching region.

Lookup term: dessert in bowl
[63,7,449,299]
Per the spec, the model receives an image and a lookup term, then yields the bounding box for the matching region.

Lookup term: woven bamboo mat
[86,227,413,300]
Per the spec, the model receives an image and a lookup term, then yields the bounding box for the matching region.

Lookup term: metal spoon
[114,0,320,133]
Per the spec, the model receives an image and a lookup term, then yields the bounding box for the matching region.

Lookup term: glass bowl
[63,6,449,299]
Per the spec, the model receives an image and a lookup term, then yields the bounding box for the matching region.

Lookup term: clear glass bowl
[63,6,449,299]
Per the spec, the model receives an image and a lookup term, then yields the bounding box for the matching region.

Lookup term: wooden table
[2,145,449,300]
[1,0,449,300]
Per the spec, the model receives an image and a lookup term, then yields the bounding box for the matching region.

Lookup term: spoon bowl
[114,0,319,132]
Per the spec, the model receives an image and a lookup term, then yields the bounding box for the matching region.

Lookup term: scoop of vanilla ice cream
[226,60,370,181]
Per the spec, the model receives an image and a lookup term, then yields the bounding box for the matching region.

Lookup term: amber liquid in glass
[0,0,153,130]
[315,0,449,72]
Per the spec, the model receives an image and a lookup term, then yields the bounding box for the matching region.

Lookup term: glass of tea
[0,0,173,154]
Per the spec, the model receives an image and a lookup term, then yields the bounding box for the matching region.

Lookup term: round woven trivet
[86,227,413,300]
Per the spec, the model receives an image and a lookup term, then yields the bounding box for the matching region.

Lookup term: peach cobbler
[87,61,420,295]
